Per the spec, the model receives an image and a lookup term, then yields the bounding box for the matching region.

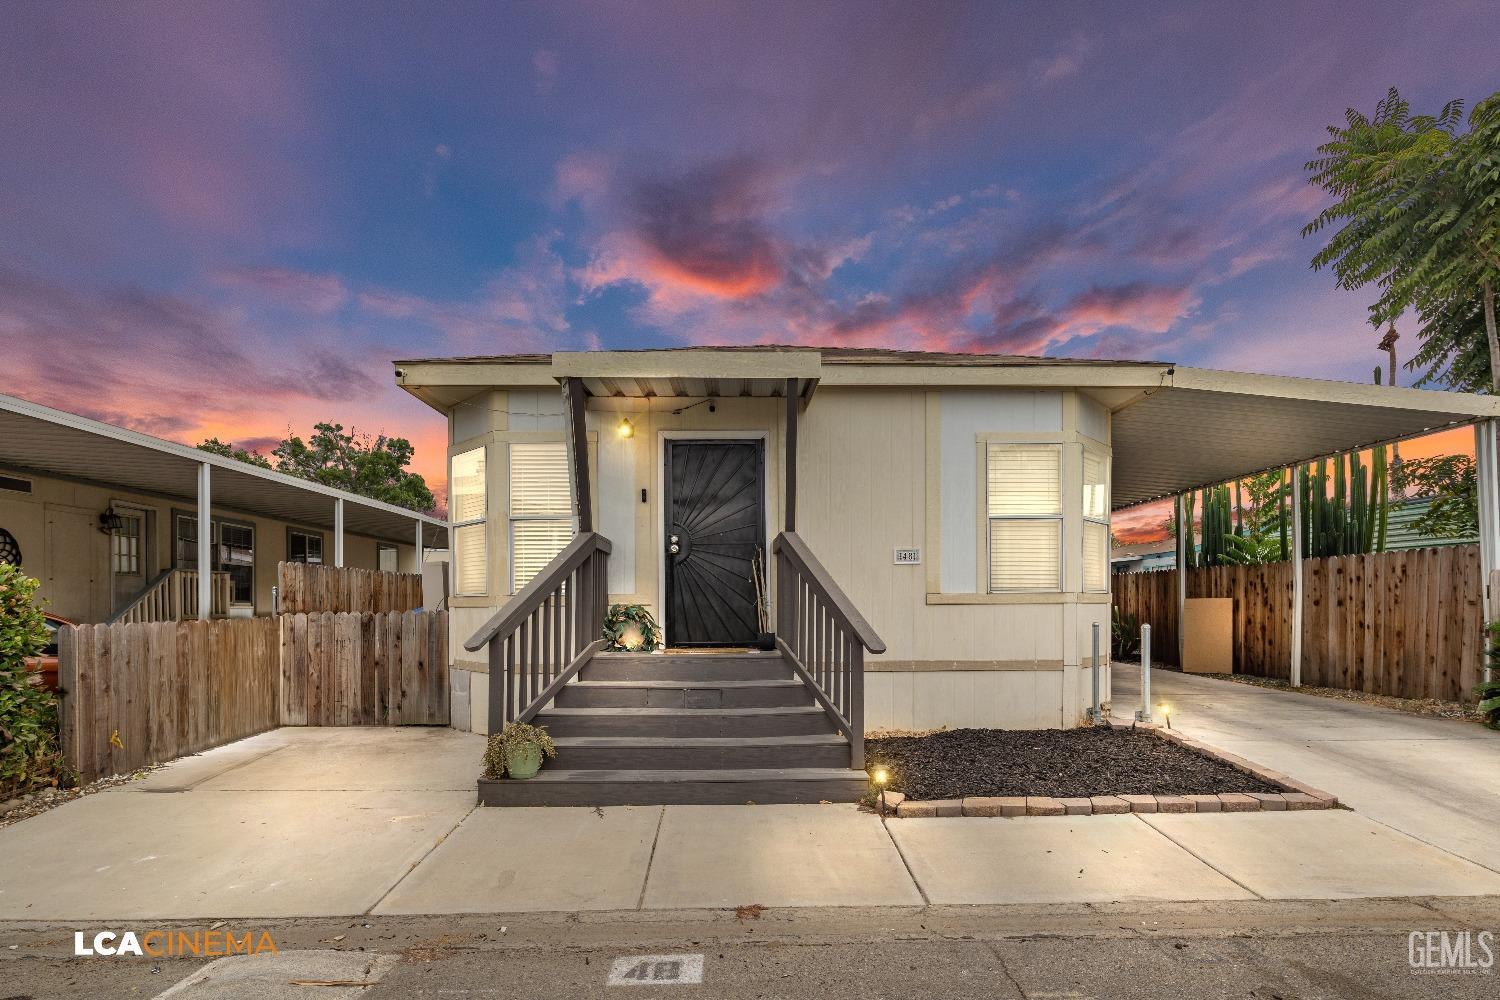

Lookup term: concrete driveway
[2,717,1499,920]
[1112,662,1500,874]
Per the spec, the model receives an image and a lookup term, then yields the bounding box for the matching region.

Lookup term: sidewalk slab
[1142,810,1500,899]
[375,806,660,914]
[193,727,484,792]
[641,805,922,909]
[0,789,473,919]
[887,815,1253,904]
[156,950,398,999]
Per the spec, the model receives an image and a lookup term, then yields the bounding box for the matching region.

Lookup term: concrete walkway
[2,720,1499,920]
[1112,662,1500,873]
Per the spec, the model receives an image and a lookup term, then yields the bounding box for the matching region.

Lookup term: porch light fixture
[98,507,125,535]
[617,418,634,439]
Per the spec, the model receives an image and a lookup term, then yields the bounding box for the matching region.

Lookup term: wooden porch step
[582,652,793,682]
[535,706,836,738]
[556,679,811,709]
[478,767,870,806]
[549,734,851,770]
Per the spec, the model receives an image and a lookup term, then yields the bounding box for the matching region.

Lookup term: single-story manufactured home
[394,347,1500,805]
[0,392,446,624]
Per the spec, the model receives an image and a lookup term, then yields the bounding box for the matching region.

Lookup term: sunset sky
[5,2,1498,517]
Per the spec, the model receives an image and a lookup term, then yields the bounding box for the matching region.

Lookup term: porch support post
[1291,464,1304,688]
[784,377,798,533]
[196,462,212,620]
[1174,493,1186,668]
[334,498,345,567]
[1476,420,1500,681]
[562,377,593,533]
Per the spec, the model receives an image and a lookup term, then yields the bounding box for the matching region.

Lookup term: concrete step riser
[582,661,793,682]
[556,686,812,709]
[537,713,837,738]
[554,744,852,770]
[479,777,870,807]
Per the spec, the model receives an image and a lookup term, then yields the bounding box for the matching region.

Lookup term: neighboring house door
[45,504,103,622]
[109,507,147,613]
[663,440,765,647]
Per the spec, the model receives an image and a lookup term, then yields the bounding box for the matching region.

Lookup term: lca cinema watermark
[74,928,278,958]
[1408,930,1494,975]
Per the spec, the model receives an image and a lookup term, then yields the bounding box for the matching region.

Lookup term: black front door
[664,440,765,647]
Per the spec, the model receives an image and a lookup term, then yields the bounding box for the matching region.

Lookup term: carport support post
[334,498,345,567]
[196,462,212,620]
[1291,464,1304,688]
[415,519,423,563]
[1175,494,1186,667]
[1477,419,1500,681]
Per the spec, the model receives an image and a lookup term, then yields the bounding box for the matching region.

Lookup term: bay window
[1083,450,1110,592]
[450,446,488,596]
[509,442,574,591]
[986,443,1062,591]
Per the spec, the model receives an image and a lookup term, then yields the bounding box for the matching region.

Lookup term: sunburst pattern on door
[664,441,764,646]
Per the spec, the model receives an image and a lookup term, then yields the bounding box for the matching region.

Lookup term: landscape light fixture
[617,417,634,439]
[872,768,889,816]
[1158,703,1172,729]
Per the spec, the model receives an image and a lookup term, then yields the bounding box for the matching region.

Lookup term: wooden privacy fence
[1113,544,1485,702]
[280,611,449,726]
[277,562,423,614]
[59,610,449,783]
[58,618,279,784]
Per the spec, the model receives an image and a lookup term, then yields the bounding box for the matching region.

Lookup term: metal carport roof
[0,392,446,547]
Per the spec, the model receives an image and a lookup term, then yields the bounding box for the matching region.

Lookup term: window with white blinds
[986,443,1062,591]
[1083,450,1110,592]
[450,447,487,596]
[509,442,574,591]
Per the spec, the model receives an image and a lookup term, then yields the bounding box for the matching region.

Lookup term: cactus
[1299,447,1390,558]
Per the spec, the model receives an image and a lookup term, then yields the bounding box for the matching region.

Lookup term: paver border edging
[886,720,1341,818]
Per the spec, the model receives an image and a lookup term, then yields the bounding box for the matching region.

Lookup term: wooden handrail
[773,531,882,770]
[109,568,233,624]
[464,532,612,652]
[773,532,885,653]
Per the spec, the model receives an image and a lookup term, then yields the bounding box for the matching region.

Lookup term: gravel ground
[866,726,1284,800]
[0,767,157,830]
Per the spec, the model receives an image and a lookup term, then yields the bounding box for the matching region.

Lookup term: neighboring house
[394,347,1500,749]
[0,392,446,624]
[1111,540,1178,573]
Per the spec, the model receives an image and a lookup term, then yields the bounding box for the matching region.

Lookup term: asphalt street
[2,898,1496,999]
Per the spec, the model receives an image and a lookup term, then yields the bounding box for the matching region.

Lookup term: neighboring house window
[174,513,199,569]
[986,443,1062,592]
[112,514,142,576]
[1083,451,1110,593]
[0,528,22,566]
[509,442,574,591]
[219,521,254,604]
[377,544,399,573]
[287,529,324,565]
[450,446,487,596]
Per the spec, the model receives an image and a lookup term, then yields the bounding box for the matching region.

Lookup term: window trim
[984,442,1064,594]
[450,445,488,597]
[1082,447,1111,594]
[507,440,574,594]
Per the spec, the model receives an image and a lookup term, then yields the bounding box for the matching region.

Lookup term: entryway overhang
[551,349,820,402]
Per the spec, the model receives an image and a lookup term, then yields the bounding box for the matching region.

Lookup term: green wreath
[602,603,661,652]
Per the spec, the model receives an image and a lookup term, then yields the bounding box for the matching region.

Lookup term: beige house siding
[442,381,1111,731]
[0,470,415,622]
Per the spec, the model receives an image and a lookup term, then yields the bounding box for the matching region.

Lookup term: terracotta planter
[506,743,544,780]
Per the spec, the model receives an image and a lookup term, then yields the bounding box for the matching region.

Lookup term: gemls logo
[74,929,278,958]
[1408,931,1495,974]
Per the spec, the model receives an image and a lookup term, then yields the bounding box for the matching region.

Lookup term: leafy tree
[197,423,436,513]
[1304,88,1500,391]
[1390,453,1477,539]
[196,437,272,469]
[0,564,65,797]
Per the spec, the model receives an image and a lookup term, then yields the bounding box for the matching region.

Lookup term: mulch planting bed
[867,726,1284,800]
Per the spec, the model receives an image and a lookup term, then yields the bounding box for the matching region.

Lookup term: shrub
[0,564,65,797]
[1478,622,1500,731]
[482,721,557,778]
[1111,607,1141,661]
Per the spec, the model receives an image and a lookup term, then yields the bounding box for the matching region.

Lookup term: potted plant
[483,721,556,780]
[603,603,661,651]
[751,547,774,651]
